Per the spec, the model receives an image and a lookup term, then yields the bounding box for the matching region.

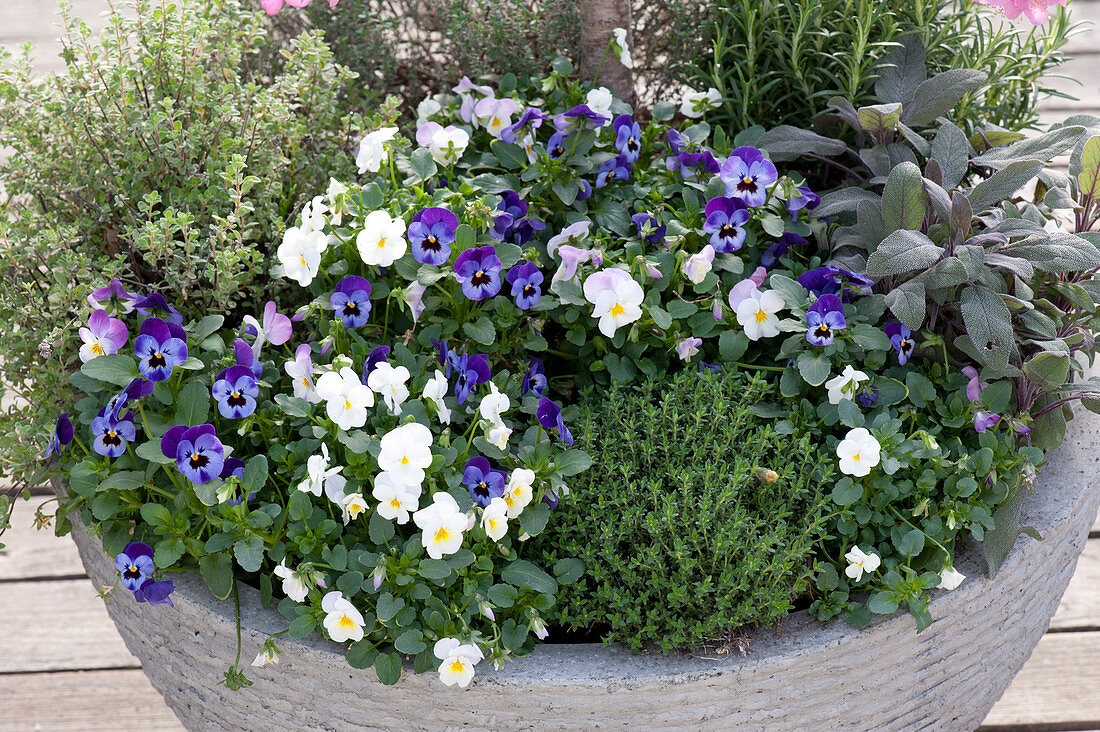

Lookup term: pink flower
[727,278,761,311]
[242,301,292,356]
[78,309,129,363]
[975,0,1065,24]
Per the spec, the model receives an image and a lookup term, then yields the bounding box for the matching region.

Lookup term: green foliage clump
[0,0,374,481]
[536,370,830,652]
[683,0,1073,134]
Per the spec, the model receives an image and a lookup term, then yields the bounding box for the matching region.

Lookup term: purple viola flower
[409,207,458,266]
[678,150,721,180]
[114,542,155,591]
[492,192,545,246]
[463,456,507,508]
[431,338,452,376]
[78,309,130,363]
[720,146,778,207]
[500,107,546,145]
[521,359,547,398]
[45,413,74,458]
[363,346,391,379]
[124,377,157,401]
[632,213,666,246]
[761,233,807,270]
[613,114,642,164]
[806,294,846,346]
[88,279,140,313]
[91,411,136,458]
[162,424,225,485]
[595,155,631,188]
[855,388,878,408]
[454,246,503,301]
[499,190,528,220]
[576,179,593,202]
[884,322,915,366]
[796,265,874,301]
[665,129,688,172]
[134,317,188,382]
[702,197,749,253]
[548,131,569,159]
[134,578,175,606]
[233,339,263,380]
[536,397,573,446]
[134,293,183,324]
[962,366,986,403]
[974,411,1001,433]
[212,366,259,419]
[506,262,543,310]
[554,104,610,134]
[698,361,722,372]
[220,457,255,506]
[787,186,820,218]
[453,352,492,404]
[331,276,373,328]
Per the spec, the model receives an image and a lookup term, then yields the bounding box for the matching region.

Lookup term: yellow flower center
[302,378,310,388]
[91,342,105,356]
[348,503,365,518]
[852,453,861,462]
[390,498,401,508]
[337,614,356,629]
[400,456,409,465]
[433,527,450,544]
[344,399,352,410]
[378,238,386,249]
[754,308,768,323]
[610,303,625,317]
[299,255,307,266]
[503,494,515,508]
[449,659,466,674]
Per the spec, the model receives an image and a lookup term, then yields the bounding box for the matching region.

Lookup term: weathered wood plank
[1039,52,1100,111]
[0,500,86,581]
[0,669,183,732]
[0,578,139,673]
[981,631,1100,728]
[1050,538,1100,630]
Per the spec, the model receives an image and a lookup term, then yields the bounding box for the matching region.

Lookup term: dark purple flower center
[227,392,247,407]
[474,481,491,499]
[472,270,491,287]
[189,452,210,469]
[342,301,360,316]
[814,324,832,339]
[719,224,738,239]
[523,285,536,297]
[424,236,440,251]
[123,564,142,580]
[738,176,757,193]
[102,430,122,447]
[148,351,167,368]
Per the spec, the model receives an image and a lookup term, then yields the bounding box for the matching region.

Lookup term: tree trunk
[577,0,634,106]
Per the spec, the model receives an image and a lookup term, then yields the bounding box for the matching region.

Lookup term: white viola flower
[675,336,703,362]
[372,471,422,525]
[324,473,348,506]
[356,209,408,268]
[402,281,428,324]
[487,424,512,450]
[251,645,280,668]
[680,87,721,118]
[582,268,645,338]
[453,76,494,124]
[326,178,349,225]
[416,122,471,166]
[682,245,715,284]
[546,220,592,258]
[284,344,321,404]
[844,545,881,582]
[367,361,411,416]
[520,132,538,164]
[481,497,509,541]
[735,289,784,341]
[612,27,633,69]
[413,491,468,559]
[300,195,328,233]
[277,226,327,287]
[273,559,308,603]
[937,566,966,591]
[585,87,614,124]
[474,96,518,138]
[314,367,375,430]
[321,590,365,643]
[422,369,451,424]
[836,427,881,478]
[341,492,369,525]
[433,637,484,688]
[503,468,535,519]
[825,365,870,405]
[297,443,343,497]
[478,382,510,427]
[417,96,442,127]
[377,422,434,485]
[356,126,399,175]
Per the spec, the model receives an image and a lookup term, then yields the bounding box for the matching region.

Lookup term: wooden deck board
[0,500,87,581]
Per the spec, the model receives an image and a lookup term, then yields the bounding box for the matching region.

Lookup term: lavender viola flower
[91,411,136,458]
[78,309,129,363]
[554,104,610,134]
[233,338,263,379]
[679,151,721,180]
[364,346,391,378]
[134,293,183,324]
[506,262,543,310]
[806,294,846,346]
[595,155,631,188]
[536,397,573,446]
[760,232,807,270]
[212,366,259,419]
[500,107,546,145]
[787,186,820,218]
[702,197,749,253]
[796,265,874,301]
[553,245,594,282]
[962,366,986,403]
[632,213,666,246]
[453,352,492,404]
[453,76,494,123]
[45,413,74,458]
[463,456,507,508]
[162,424,225,485]
[521,359,547,397]
[330,276,373,328]
[664,129,688,172]
[134,578,175,606]
[243,301,293,356]
[454,246,503,301]
[884,322,916,366]
[576,179,593,202]
[115,542,155,591]
[134,317,188,382]
[974,411,1001,433]
[547,131,569,159]
[720,146,778,207]
[409,207,458,266]
[88,279,140,313]
[613,114,642,163]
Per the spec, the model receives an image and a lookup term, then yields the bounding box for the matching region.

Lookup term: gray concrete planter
[64,407,1100,732]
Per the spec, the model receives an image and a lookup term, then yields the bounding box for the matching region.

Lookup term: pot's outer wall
[65,408,1100,732]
